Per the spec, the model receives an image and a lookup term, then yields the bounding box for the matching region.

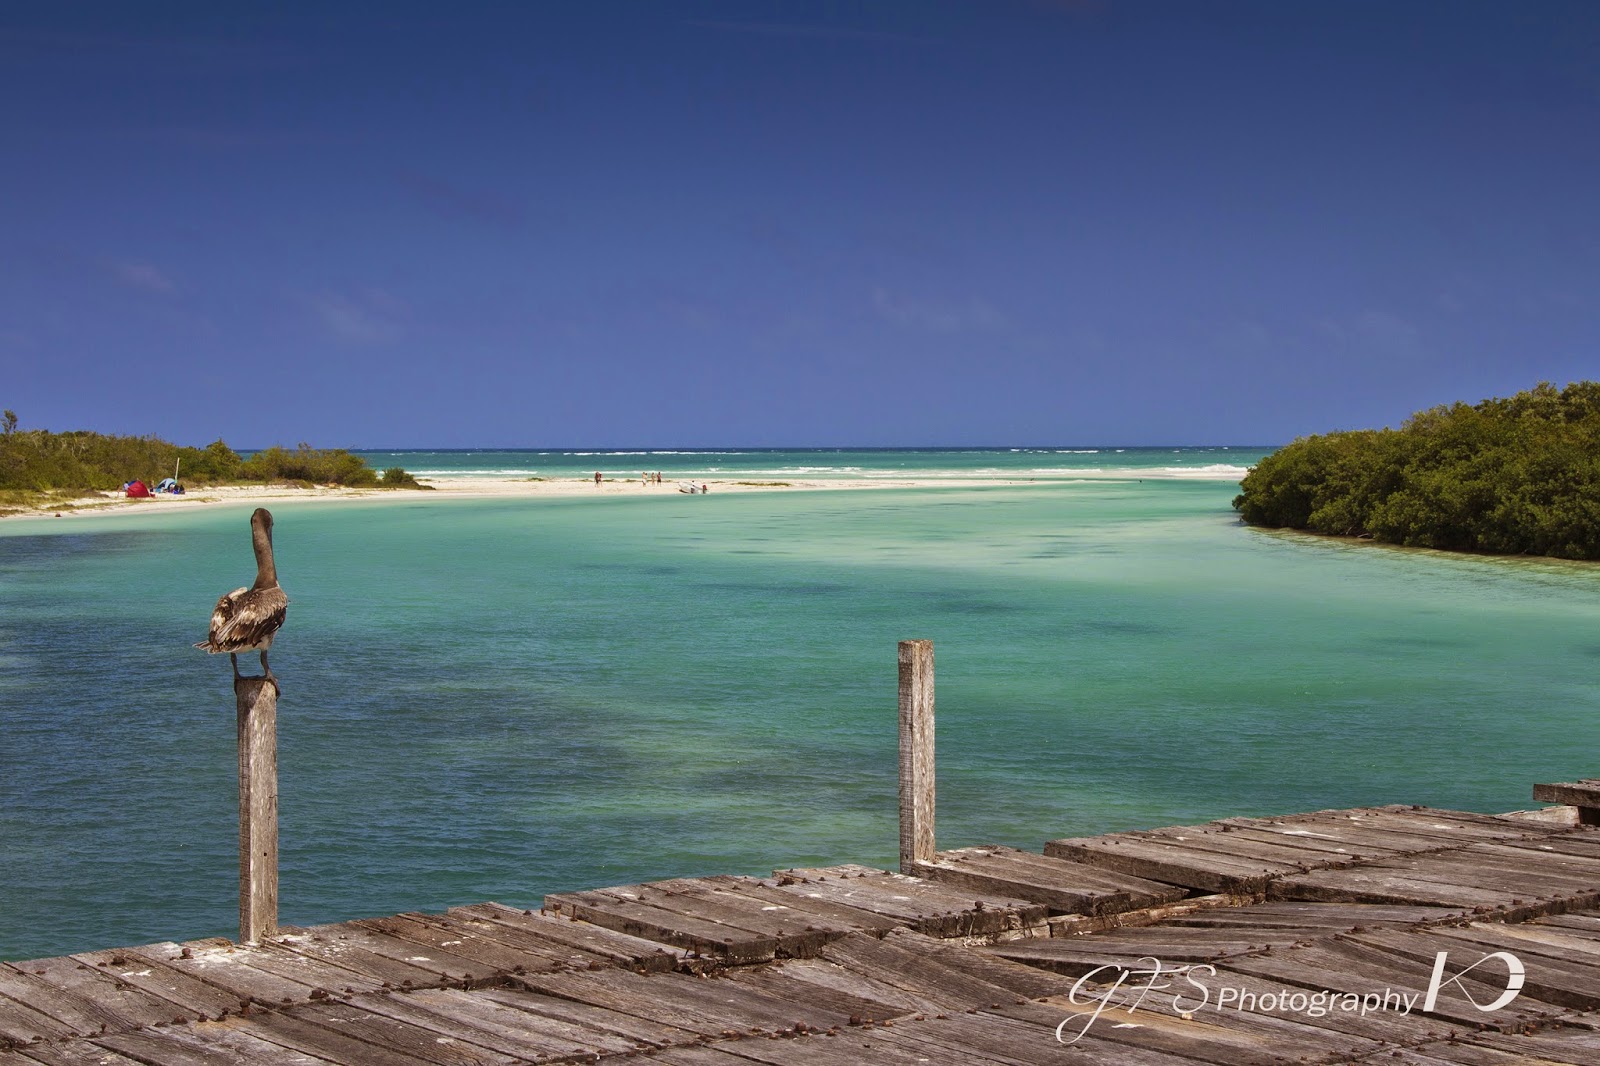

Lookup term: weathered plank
[810,931,1059,1013]
[347,986,657,1060]
[69,946,249,1020]
[1044,833,1291,893]
[474,984,704,1048]
[543,885,783,963]
[698,875,906,937]
[898,639,936,872]
[445,903,684,972]
[986,925,1315,978]
[270,923,479,987]
[912,845,1186,916]
[236,675,279,945]
[0,957,193,1036]
[0,978,82,1045]
[1534,780,1600,825]
[269,998,524,1066]
[6,1041,155,1066]
[992,994,1388,1066]
[92,1022,336,1066]
[767,865,1048,939]
[565,877,853,956]
[509,966,882,1038]
[202,1008,451,1066]
[131,940,369,1008]
[1158,900,1469,930]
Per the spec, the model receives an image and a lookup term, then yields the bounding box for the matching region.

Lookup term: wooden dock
[5,802,1600,1065]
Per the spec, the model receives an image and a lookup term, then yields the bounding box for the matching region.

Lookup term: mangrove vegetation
[1233,382,1600,560]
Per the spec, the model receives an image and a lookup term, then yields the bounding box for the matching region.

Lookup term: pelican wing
[196,586,287,652]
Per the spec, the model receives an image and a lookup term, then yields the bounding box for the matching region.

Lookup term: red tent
[125,480,151,498]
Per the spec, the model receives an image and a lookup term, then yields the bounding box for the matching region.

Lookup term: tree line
[1233,382,1600,560]
[0,410,420,494]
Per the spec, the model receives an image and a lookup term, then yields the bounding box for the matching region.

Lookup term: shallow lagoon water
[4,455,1599,960]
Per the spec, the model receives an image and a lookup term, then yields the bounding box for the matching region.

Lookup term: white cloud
[871,288,1007,333]
[110,260,176,294]
[302,287,406,344]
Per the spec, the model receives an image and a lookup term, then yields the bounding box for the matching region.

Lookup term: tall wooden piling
[236,677,278,943]
[898,639,935,872]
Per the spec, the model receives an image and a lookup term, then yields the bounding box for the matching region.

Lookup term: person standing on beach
[594,471,602,485]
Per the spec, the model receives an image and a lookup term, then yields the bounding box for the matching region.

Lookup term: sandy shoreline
[3,463,1252,522]
[0,474,1052,521]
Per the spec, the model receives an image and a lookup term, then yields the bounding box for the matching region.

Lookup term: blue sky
[3,1,1597,447]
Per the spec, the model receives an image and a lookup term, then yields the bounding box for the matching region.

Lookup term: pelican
[195,507,288,685]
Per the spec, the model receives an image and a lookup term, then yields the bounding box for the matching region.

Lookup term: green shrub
[1234,382,1600,559]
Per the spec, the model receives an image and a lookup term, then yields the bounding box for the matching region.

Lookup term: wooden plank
[270,999,525,1066]
[0,957,195,1035]
[349,915,547,977]
[6,1041,153,1066]
[857,928,1076,1001]
[1044,834,1290,893]
[1467,1026,1600,1064]
[345,987,654,1061]
[510,966,880,1038]
[576,877,852,956]
[898,639,935,872]
[1211,820,1435,859]
[1309,806,1575,842]
[987,926,1314,978]
[718,955,942,1019]
[91,1022,337,1066]
[0,984,82,1046]
[697,876,906,936]
[1110,824,1373,869]
[1158,901,1469,930]
[444,903,683,972]
[69,947,249,1021]
[766,867,1047,939]
[1269,849,1600,912]
[1270,868,1532,908]
[124,942,357,1008]
[270,924,478,987]
[474,984,703,1048]
[824,1008,1203,1066]
[543,887,781,963]
[236,675,279,945]
[811,931,1055,1012]
[991,994,1385,1066]
[1534,781,1600,808]
[912,846,1186,916]
[217,1009,453,1066]
[1047,892,1263,938]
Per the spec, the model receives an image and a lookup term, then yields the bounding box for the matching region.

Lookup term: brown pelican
[195,507,288,685]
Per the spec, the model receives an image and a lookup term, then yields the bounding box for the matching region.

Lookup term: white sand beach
[1,473,1043,521]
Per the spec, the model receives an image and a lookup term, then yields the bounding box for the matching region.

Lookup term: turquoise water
[351,445,1260,482]
[4,448,1600,961]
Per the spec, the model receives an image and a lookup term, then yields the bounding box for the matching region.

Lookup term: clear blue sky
[4,1,1597,448]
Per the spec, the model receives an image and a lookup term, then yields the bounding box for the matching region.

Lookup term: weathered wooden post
[236,676,278,942]
[898,639,935,873]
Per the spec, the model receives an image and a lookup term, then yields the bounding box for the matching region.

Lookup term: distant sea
[4,447,1599,961]
[349,445,1260,483]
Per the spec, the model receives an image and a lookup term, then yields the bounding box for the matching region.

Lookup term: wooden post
[236,677,278,943]
[898,639,935,873]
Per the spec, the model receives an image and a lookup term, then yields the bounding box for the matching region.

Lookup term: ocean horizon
[4,445,1598,961]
